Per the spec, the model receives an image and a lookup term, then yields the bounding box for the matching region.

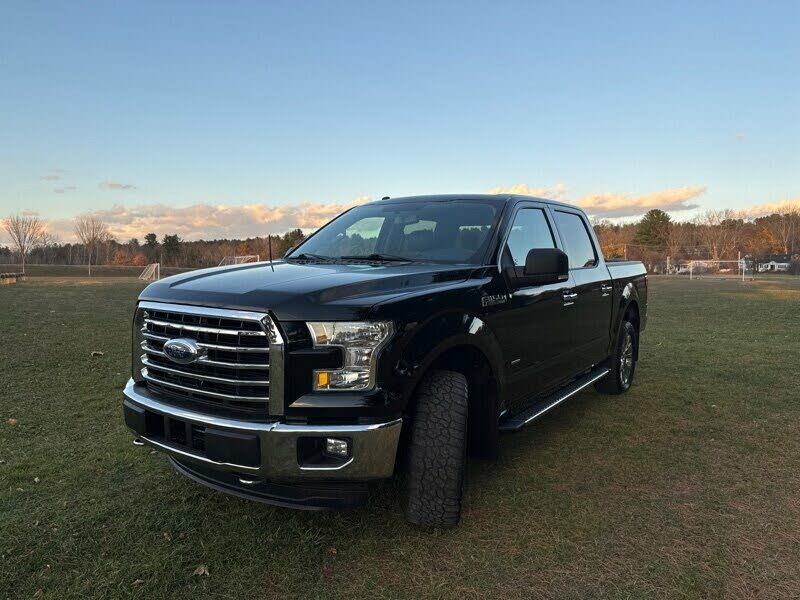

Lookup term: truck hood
[139,260,476,321]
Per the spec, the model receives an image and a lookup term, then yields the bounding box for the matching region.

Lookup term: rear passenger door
[551,208,613,371]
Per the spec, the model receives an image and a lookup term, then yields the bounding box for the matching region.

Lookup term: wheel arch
[617,293,641,360]
[399,313,505,460]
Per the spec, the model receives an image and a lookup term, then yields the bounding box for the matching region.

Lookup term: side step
[499,367,610,432]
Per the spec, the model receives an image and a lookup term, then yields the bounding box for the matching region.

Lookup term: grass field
[2,276,800,599]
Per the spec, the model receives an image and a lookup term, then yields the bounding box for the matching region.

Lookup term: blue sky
[1,1,798,240]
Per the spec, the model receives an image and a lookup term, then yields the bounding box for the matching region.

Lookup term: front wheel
[595,320,638,395]
[403,370,469,528]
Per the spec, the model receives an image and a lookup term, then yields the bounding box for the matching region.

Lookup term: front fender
[393,310,505,407]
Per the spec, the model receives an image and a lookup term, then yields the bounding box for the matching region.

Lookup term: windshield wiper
[288,252,334,262]
[339,253,415,263]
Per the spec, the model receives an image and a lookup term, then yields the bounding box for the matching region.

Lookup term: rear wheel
[595,320,637,394]
[403,370,469,528]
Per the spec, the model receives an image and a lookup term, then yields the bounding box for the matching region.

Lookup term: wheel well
[426,345,499,460]
[623,301,640,359]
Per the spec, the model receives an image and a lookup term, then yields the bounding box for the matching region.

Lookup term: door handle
[601,284,613,297]
[562,290,578,306]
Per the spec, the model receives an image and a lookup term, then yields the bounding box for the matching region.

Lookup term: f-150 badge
[481,294,507,307]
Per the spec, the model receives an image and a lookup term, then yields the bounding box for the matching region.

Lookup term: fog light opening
[324,437,351,459]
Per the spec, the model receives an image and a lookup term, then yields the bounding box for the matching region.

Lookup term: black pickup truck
[124,194,647,527]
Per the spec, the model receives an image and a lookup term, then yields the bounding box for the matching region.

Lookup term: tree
[2,214,45,274]
[757,209,799,255]
[142,232,159,261]
[161,234,182,265]
[665,222,695,263]
[281,229,306,254]
[593,219,633,259]
[38,232,60,264]
[633,209,671,251]
[695,209,738,261]
[73,215,109,276]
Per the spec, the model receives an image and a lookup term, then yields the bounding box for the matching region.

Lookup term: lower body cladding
[122,380,403,510]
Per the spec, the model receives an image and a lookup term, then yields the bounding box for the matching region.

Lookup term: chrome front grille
[137,301,283,415]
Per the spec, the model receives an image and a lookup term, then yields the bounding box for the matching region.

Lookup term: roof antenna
[267,234,274,272]
[382,196,390,200]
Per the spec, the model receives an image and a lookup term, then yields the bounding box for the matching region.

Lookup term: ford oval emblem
[163,338,202,365]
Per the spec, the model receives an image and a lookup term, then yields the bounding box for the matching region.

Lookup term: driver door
[491,204,575,412]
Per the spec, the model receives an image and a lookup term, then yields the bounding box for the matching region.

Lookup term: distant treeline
[0,229,307,270]
[2,209,799,275]
[593,209,800,273]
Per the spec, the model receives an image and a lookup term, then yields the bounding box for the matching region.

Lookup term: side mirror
[284,244,299,258]
[505,248,569,289]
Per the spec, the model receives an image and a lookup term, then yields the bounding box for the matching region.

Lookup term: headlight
[307,321,393,391]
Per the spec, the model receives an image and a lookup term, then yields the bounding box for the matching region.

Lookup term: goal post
[218,255,260,267]
[139,263,160,281]
[679,260,754,281]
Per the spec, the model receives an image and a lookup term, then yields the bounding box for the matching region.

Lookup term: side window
[505,208,556,267]
[553,211,597,268]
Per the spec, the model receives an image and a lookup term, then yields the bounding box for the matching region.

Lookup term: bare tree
[73,215,109,276]
[2,214,45,274]
[665,222,695,262]
[38,232,60,264]
[695,209,739,260]
[758,209,799,255]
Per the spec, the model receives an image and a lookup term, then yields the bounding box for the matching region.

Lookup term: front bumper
[123,379,403,484]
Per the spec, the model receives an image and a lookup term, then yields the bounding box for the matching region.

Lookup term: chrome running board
[499,367,610,432]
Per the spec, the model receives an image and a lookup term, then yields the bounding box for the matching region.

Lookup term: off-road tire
[595,320,637,395]
[403,370,469,528]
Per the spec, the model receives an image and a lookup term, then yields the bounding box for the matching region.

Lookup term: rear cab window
[553,210,598,269]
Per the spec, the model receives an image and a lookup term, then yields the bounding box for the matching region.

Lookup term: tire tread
[404,370,469,527]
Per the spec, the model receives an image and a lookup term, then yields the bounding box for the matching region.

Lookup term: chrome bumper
[122,379,402,482]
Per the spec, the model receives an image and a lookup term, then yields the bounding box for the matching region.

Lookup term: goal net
[218,255,260,267]
[139,263,160,281]
[675,260,755,281]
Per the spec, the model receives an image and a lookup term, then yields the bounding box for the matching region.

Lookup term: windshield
[288,199,501,264]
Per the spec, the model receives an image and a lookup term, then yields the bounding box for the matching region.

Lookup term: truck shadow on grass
[176,387,609,533]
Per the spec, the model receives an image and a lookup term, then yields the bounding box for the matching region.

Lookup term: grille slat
[144,317,267,337]
[138,303,272,415]
[141,344,269,370]
[141,329,270,353]
[142,357,269,386]
[142,371,268,401]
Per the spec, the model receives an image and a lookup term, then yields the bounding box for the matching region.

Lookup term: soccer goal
[680,260,755,281]
[218,255,260,267]
[139,263,160,281]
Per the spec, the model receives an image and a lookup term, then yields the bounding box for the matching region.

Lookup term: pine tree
[634,209,671,251]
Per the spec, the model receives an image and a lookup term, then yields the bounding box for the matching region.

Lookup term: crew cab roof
[371,193,581,211]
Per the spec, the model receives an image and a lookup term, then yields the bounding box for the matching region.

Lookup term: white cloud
[47,196,372,242]
[575,186,705,217]
[489,183,705,217]
[100,181,137,191]
[736,198,800,218]
[486,183,569,200]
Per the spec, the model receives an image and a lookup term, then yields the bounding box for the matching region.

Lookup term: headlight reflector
[307,321,393,391]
